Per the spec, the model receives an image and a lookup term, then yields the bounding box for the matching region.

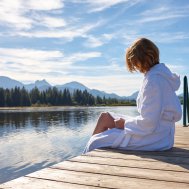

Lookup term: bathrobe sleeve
[124,76,162,136]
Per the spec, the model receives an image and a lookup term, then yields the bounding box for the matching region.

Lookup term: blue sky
[0,0,188,96]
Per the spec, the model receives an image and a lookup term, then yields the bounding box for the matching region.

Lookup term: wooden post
[183,76,189,127]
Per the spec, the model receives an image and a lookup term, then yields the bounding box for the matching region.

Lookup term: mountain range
[0,76,138,100]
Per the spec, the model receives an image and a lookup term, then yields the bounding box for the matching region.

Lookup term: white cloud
[138,5,189,23]
[72,0,139,12]
[40,16,66,28]
[102,33,114,40]
[141,32,189,44]
[166,64,186,74]
[83,33,115,48]
[120,30,189,47]
[16,30,79,39]
[139,14,188,23]
[0,0,64,30]
[66,52,101,62]
[0,48,103,84]
[84,36,104,48]
[141,6,169,16]
[110,4,189,47]
[0,48,101,62]
[0,48,63,61]
[0,48,66,75]
[0,0,33,29]
[26,0,64,11]
[87,0,130,12]
[12,22,102,40]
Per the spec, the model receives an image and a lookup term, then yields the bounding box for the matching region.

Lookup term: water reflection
[0,107,118,183]
[0,110,93,136]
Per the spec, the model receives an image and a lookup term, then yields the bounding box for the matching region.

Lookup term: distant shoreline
[0,104,136,110]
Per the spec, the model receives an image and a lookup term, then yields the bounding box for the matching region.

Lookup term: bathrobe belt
[112,130,131,148]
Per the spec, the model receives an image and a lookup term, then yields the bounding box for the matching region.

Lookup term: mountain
[89,89,123,99]
[0,76,24,89]
[25,79,51,91]
[126,91,139,100]
[55,81,124,99]
[0,76,51,91]
[0,76,137,100]
[55,81,89,93]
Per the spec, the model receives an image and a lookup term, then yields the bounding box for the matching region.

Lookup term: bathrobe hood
[147,63,180,91]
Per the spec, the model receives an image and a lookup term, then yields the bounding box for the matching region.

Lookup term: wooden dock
[1,125,189,189]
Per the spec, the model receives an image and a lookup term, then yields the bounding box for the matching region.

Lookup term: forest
[0,87,136,107]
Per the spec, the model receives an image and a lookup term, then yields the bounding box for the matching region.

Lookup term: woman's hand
[114,118,125,129]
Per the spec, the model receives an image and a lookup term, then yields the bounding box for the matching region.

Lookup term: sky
[0,0,189,96]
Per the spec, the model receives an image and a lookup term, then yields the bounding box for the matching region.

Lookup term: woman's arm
[124,75,163,136]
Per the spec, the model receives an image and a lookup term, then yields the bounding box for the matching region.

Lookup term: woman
[83,38,182,153]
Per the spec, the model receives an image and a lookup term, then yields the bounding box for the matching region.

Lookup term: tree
[45,88,53,105]
[73,89,82,105]
[11,87,21,106]
[0,88,5,107]
[20,87,31,106]
[63,89,72,105]
[88,94,95,105]
[5,89,12,106]
[30,87,40,104]
[96,96,103,104]
[40,91,47,105]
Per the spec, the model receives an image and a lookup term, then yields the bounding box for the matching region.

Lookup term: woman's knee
[99,112,109,118]
[99,112,115,128]
[98,112,111,122]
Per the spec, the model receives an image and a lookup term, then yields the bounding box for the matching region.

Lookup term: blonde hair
[126,38,159,73]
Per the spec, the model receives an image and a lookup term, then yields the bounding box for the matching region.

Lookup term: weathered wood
[50,161,189,183]
[68,155,189,172]
[94,148,189,157]
[0,177,100,189]
[86,150,189,164]
[20,169,189,189]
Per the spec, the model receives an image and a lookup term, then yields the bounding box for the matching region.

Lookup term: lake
[0,106,139,183]
[0,106,183,184]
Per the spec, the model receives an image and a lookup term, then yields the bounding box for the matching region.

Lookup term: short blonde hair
[126,38,159,73]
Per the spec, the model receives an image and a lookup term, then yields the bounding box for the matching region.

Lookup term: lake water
[0,106,183,184]
[0,106,139,183]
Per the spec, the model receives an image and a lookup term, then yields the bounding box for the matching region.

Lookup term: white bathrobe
[83,63,182,153]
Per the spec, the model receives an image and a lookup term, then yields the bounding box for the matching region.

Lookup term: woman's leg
[92,112,115,135]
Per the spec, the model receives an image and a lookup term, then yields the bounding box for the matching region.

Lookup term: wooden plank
[174,142,189,145]
[175,126,189,130]
[50,160,189,184]
[0,177,100,189]
[174,145,189,149]
[86,150,189,164]
[68,155,189,172]
[94,148,189,157]
[175,127,189,132]
[91,148,189,158]
[25,168,189,189]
